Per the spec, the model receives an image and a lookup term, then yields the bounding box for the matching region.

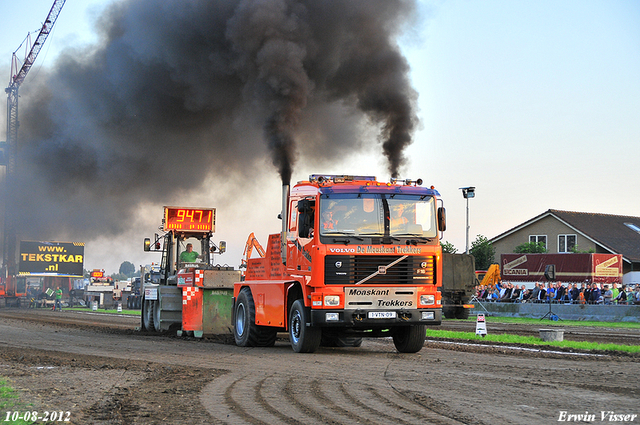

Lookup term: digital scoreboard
[163,207,215,232]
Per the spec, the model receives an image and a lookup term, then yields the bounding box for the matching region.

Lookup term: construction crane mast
[2,0,66,282]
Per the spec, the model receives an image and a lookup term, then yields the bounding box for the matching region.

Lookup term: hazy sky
[1,0,639,273]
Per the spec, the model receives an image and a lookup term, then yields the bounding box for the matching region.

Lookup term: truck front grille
[325,255,435,285]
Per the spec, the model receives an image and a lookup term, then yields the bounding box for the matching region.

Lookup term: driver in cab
[390,203,409,231]
[322,209,337,230]
[180,243,203,263]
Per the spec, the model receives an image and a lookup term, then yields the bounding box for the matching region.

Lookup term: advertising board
[19,241,84,277]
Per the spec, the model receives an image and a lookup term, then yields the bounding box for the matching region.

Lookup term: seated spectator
[492,285,502,301]
[634,286,640,305]
[614,285,628,305]
[500,283,514,302]
[530,283,541,302]
[510,285,522,302]
[521,286,532,303]
[602,285,613,305]
[536,285,547,303]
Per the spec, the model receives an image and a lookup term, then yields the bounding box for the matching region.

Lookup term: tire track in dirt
[201,371,468,424]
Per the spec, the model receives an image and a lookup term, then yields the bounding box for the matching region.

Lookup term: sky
[1,0,639,274]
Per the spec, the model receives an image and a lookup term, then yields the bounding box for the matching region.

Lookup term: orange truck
[233,174,447,353]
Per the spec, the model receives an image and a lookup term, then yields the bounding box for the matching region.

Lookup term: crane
[240,233,266,269]
[2,0,66,300]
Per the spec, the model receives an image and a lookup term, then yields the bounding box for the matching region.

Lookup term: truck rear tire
[442,305,455,319]
[392,325,426,353]
[455,307,470,320]
[289,299,321,353]
[153,300,162,332]
[234,288,277,347]
[143,299,155,331]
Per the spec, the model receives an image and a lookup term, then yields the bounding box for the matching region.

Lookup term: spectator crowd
[474,281,640,305]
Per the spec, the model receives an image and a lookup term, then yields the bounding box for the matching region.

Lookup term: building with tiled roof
[489,209,640,276]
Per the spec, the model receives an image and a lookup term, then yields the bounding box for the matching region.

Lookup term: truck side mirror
[437,207,447,232]
[144,238,151,252]
[219,241,226,254]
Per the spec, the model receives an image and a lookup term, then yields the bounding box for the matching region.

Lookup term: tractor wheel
[289,299,321,353]
[392,325,426,353]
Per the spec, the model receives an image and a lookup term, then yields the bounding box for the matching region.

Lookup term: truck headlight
[421,311,435,320]
[325,312,340,321]
[420,295,435,306]
[324,295,340,306]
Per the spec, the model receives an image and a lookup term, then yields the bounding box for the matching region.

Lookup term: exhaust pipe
[281,184,289,265]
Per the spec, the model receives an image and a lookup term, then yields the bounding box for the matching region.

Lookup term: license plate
[368,311,397,319]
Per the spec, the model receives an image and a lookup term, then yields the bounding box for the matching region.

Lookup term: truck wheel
[442,306,455,319]
[455,307,470,320]
[143,299,155,331]
[392,325,426,353]
[153,300,162,332]
[289,299,321,353]
[234,288,276,347]
[321,333,363,347]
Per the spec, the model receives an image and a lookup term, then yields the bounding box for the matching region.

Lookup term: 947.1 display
[4,411,70,422]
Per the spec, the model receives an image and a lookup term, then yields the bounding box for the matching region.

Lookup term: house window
[625,222,640,233]
[529,235,547,247]
[558,234,576,253]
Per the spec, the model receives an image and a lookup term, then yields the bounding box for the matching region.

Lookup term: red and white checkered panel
[182,286,200,305]
[194,270,204,287]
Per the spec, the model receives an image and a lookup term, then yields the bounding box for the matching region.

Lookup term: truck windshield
[319,193,437,238]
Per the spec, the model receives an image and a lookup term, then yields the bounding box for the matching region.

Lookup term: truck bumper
[310,308,441,327]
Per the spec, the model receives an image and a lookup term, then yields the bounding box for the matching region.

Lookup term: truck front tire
[289,299,321,353]
[392,325,426,353]
[234,288,277,347]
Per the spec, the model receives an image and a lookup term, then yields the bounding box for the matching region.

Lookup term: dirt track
[0,308,638,424]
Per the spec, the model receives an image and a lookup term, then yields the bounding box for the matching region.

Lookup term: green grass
[427,329,640,353]
[450,315,640,329]
[0,379,34,424]
[65,307,141,315]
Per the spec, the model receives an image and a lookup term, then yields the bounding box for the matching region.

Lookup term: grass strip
[451,316,640,329]
[0,378,34,424]
[65,307,140,315]
[426,329,640,353]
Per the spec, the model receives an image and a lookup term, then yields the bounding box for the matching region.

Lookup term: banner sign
[501,253,622,283]
[19,241,85,277]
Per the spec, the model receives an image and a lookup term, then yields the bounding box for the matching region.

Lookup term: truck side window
[297,199,315,238]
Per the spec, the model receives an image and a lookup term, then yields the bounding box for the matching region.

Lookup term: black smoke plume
[9,0,419,240]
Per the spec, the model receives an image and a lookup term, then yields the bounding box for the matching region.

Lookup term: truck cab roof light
[309,174,377,183]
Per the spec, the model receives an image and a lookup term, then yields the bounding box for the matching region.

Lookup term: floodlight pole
[465,196,470,254]
[460,187,475,254]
